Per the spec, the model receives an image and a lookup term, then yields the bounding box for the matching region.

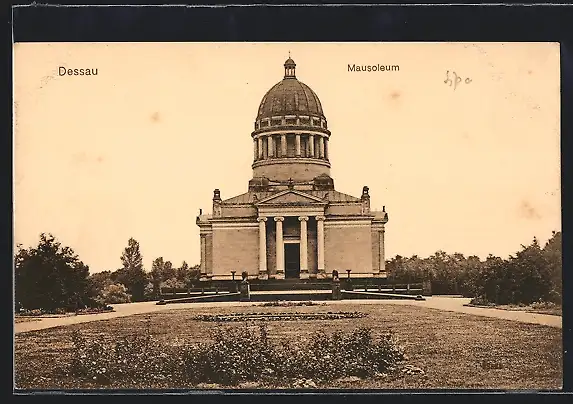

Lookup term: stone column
[319,137,325,158]
[309,134,315,158]
[316,215,325,274]
[200,235,207,275]
[262,137,268,159]
[324,139,328,160]
[257,217,268,279]
[281,134,287,157]
[379,226,385,274]
[275,217,285,278]
[295,134,301,157]
[299,216,309,279]
[258,137,263,159]
[268,135,274,158]
[253,140,258,160]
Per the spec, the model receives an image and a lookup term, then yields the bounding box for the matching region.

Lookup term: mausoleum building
[196,57,388,280]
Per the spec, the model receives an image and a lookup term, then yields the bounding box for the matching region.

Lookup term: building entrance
[284,243,301,279]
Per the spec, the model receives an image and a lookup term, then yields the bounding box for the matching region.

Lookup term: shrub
[68,325,406,387]
[530,300,558,310]
[75,306,114,315]
[469,296,496,306]
[18,308,70,316]
[548,289,562,305]
[18,308,46,317]
[98,283,131,304]
[69,330,180,386]
[182,325,405,385]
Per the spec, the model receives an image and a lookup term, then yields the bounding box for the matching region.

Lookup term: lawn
[465,303,562,317]
[14,303,562,390]
[492,304,562,317]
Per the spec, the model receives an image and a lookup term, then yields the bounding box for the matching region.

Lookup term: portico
[256,212,325,280]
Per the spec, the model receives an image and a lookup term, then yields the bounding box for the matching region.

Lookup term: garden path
[14,296,561,334]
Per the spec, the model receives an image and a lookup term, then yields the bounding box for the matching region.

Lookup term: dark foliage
[386,231,562,305]
[15,234,92,311]
[117,238,147,301]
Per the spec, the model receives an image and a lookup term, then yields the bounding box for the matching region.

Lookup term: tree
[144,282,155,300]
[150,257,165,297]
[508,237,551,304]
[176,261,189,283]
[458,255,482,297]
[543,231,562,303]
[98,283,131,304]
[87,270,114,299]
[163,260,175,281]
[15,233,91,311]
[184,264,201,288]
[160,277,185,291]
[117,238,148,301]
[386,231,561,305]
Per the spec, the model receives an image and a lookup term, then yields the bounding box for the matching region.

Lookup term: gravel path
[14,296,561,334]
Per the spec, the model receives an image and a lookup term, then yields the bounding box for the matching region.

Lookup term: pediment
[256,190,326,206]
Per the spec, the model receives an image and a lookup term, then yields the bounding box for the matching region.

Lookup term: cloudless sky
[14,42,561,272]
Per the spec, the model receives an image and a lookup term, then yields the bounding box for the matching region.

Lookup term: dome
[251,57,332,183]
[256,58,325,121]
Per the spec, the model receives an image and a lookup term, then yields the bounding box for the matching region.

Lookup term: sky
[14,42,561,273]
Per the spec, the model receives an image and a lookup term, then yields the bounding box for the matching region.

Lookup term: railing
[351,282,424,295]
[159,271,429,298]
[159,286,227,298]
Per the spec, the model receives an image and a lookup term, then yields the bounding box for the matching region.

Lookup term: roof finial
[288,50,291,58]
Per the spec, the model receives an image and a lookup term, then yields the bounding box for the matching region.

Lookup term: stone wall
[326,203,363,215]
[324,224,373,274]
[212,227,259,276]
[221,205,257,217]
[253,159,330,182]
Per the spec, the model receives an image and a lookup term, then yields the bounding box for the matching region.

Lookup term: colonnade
[253,133,328,161]
[257,215,325,278]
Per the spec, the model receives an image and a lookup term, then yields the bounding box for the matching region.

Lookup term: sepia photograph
[13,41,562,391]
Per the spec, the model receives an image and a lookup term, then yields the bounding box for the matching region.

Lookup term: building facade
[196,57,388,280]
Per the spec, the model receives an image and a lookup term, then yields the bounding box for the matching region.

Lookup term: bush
[530,300,559,310]
[75,306,114,315]
[69,330,181,385]
[18,308,46,317]
[18,308,69,316]
[68,325,405,386]
[548,289,562,305]
[469,296,496,306]
[98,283,131,304]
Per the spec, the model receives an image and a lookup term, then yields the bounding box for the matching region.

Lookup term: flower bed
[17,308,68,317]
[193,311,367,322]
[75,306,114,315]
[259,301,325,307]
[16,306,114,317]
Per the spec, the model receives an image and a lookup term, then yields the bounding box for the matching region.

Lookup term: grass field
[492,304,562,317]
[14,303,562,390]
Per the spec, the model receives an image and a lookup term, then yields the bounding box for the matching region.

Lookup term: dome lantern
[284,54,296,79]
